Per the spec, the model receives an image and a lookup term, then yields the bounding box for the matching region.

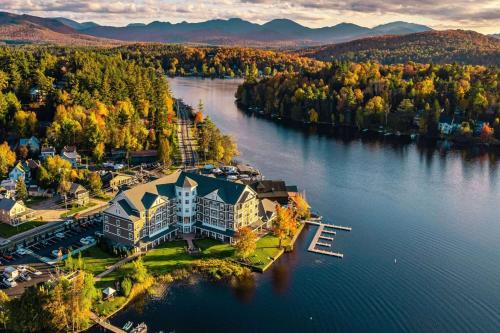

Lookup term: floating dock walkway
[305,219,352,258]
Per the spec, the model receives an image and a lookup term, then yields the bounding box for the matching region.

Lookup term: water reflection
[230,275,256,303]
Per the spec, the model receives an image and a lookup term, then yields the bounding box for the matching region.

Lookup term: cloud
[1,0,499,33]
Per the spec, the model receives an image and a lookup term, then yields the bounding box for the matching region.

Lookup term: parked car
[80,237,90,245]
[51,249,61,258]
[16,248,28,256]
[55,232,65,239]
[2,277,17,288]
[94,231,104,237]
[19,272,31,281]
[2,254,13,261]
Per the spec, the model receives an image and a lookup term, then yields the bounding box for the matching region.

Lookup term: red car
[2,254,13,261]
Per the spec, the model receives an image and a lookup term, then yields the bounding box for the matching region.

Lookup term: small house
[40,146,56,160]
[100,172,134,191]
[61,146,81,167]
[68,182,90,206]
[19,136,40,155]
[249,180,291,205]
[9,162,29,183]
[0,198,34,226]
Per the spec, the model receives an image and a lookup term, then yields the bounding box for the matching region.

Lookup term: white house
[61,146,81,167]
[0,199,34,226]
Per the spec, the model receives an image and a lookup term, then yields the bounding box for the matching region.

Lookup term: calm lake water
[104,78,500,333]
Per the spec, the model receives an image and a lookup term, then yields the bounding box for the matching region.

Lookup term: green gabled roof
[141,192,158,209]
[176,172,252,205]
[117,199,137,216]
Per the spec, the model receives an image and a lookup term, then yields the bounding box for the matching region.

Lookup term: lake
[105,77,500,333]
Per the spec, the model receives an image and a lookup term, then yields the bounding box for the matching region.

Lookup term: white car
[86,236,96,244]
[19,273,31,281]
[80,237,90,245]
[16,248,28,256]
[2,278,16,288]
[114,163,125,170]
[55,232,65,239]
[17,265,28,272]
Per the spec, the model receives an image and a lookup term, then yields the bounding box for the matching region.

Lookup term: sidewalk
[95,251,143,280]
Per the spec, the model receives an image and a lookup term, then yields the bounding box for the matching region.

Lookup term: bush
[121,277,132,297]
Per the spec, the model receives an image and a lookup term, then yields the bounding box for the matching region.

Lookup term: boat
[130,322,148,333]
[123,321,134,331]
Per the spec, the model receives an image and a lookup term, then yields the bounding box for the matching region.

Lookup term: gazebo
[102,287,116,299]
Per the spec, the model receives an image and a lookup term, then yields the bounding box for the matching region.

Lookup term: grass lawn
[25,197,47,208]
[60,203,97,218]
[238,234,287,270]
[94,296,127,316]
[0,220,46,238]
[81,246,121,277]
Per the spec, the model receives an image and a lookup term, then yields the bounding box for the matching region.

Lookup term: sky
[2,0,500,34]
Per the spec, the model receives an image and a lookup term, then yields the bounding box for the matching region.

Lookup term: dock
[90,312,126,333]
[306,220,351,258]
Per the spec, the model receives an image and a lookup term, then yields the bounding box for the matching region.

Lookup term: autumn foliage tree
[273,205,297,248]
[0,142,15,177]
[234,227,257,259]
[294,193,310,219]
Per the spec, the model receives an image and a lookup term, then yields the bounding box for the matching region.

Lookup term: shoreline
[86,223,309,331]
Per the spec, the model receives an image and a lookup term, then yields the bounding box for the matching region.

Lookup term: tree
[131,258,148,283]
[0,291,9,330]
[88,172,103,195]
[158,137,171,167]
[294,193,310,219]
[13,110,37,138]
[8,285,49,332]
[121,277,133,297]
[65,249,74,271]
[0,142,15,177]
[480,123,494,142]
[221,135,239,164]
[194,111,204,124]
[234,227,257,259]
[273,205,296,248]
[17,145,29,160]
[15,178,28,201]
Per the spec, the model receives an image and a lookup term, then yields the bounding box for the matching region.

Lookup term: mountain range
[0,11,433,47]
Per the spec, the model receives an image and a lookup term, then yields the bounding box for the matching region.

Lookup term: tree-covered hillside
[236,61,499,138]
[0,46,176,160]
[299,30,500,66]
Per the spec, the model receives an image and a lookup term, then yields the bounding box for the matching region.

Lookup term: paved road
[177,100,198,168]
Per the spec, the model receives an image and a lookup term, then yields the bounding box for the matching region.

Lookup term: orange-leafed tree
[294,193,310,219]
[480,123,494,142]
[234,227,257,259]
[194,111,204,124]
[273,205,297,248]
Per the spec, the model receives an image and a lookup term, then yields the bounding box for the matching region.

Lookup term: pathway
[95,251,143,280]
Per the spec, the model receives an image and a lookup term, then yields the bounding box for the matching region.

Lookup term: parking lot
[0,216,103,297]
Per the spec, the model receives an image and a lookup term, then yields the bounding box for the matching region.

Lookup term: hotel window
[116,220,120,226]
[185,200,189,204]
[117,229,121,236]
[104,215,108,222]
[104,225,109,231]
[128,224,132,231]
[128,232,133,240]
[185,192,189,196]
[178,191,181,196]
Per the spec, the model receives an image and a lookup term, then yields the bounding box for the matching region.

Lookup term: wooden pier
[90,312,126,333]
[306,220,351,258]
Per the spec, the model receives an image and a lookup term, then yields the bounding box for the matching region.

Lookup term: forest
[236,61,499,139]
[300,30,500,67]
[112,44,325,78]
[0,46,177,162]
